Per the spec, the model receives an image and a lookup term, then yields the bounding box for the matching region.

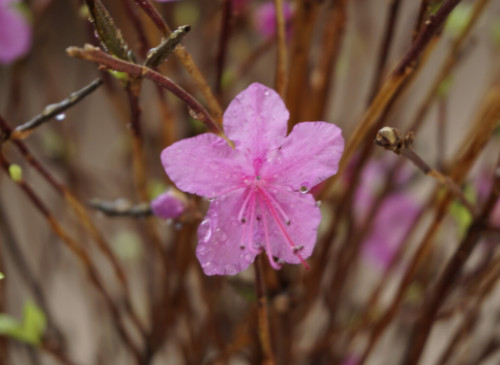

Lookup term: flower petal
[196,191,258,275]
[223,83,288,160]
[161,133,250,197]
[264,122,344,190]
[0,5,31,64]
[256,187,321,264]
[362,194,419,269]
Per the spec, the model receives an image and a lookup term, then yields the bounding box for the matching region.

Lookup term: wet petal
[196,191,259,275]
[264,122,344,191]
[257,187,321,264]
[223,83,288,161]
[161,133,250,197]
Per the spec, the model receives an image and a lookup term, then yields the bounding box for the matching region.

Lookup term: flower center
[237,177,309,270]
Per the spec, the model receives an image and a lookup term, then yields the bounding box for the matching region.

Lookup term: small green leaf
[0,272,4,280]
[445,4,473,38]
[8,164,22,182]
[0,302,46,346]
[112,231,142,261]
[449,184,476,238]
[148,179,168,200]
[437,76,453,98]
[85,0,131,61]
[145,25,191,69]
[107,69,129,82]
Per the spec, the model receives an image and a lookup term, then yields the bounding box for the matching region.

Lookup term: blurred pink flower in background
[151,189,187,220]
[354,159,419,269]
[0,0,31,64]
[160,83,344,275]
[253,1,293,38]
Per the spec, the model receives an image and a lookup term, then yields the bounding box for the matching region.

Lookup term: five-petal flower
[161,83,344,275]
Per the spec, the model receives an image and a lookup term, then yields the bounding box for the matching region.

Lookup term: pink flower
[354,159,419,269]
[151,189,187,220]
[161,83,344,275]
[254,1,293,38]
[0,0,31,64]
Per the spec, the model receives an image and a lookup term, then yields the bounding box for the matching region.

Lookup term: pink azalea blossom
[151,189,187,220]
[0,0,31,64]
[354,159,419,269]
[161,83,344,275]
[254,1,293,38]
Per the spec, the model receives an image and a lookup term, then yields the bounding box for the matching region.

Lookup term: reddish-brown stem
[66,44,225,137]
[0,153,142,364]
[402,155,500,365]
[274,0,287,97]
[255,254,276,365]
[367,0,402,104]
[215,0,232,96]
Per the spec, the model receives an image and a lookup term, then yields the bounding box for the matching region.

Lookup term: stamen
[237,188,254,223]
[260,188,292,225]
[258,195,282,270]
[244,190,260,254]
[209,183,247,199]
[258,188,310,270]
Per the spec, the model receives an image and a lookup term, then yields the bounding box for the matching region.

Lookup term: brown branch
[273,0,288,97]
[0,153,142,364]
[402,152,500,365]
[375,127,477,215]
[255,255,276,365]
[215,0,232,96]
[88,198,152,217]
[66,44,226,137]
[2,78,103,142]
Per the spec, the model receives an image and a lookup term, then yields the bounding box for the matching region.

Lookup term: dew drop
[264,90,269,96]
[202,262,218,275]
[199,219,212,242]
[316,200,322,207]
[55,113,66,121]
[225,264,239,275]
[299,185,310,194]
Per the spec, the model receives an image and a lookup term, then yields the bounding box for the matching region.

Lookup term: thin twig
[367,0,403,104]
[255,254,276,365]
[320,0,462,199]
[359,78,500,364]
[0,153,143,364]
[88,198,152,217]
[215,0,232,96]
[0,115,147,339]
[375,126,476,215]
[402,152,500,365]
[132,0,223,121]
[273,0,287,97]
[2,79,103,142]
[66,45,226,138]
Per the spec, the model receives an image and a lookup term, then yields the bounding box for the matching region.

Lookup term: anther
[293,245,304,253]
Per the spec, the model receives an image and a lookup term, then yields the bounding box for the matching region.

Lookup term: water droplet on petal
[55,113,66,121]
[299,185,310,194]
[316,200,322,207]
[244,253,254,263]
[264,90,269,96]
[202,262,218,275]
[199,219,212,242]
[225,264,239,275]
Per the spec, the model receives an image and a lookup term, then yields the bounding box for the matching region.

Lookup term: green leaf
[22,302,47,345]
[0,302,46,346]
[0,272,4,280]
[445,4,473,38]
[85,0,131,61]
[8,164,22,182]
[449,184,476,238]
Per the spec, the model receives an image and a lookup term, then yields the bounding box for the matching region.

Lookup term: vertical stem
[255,255,276,365]
[215,0,232,96]
[274,0,288,97]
